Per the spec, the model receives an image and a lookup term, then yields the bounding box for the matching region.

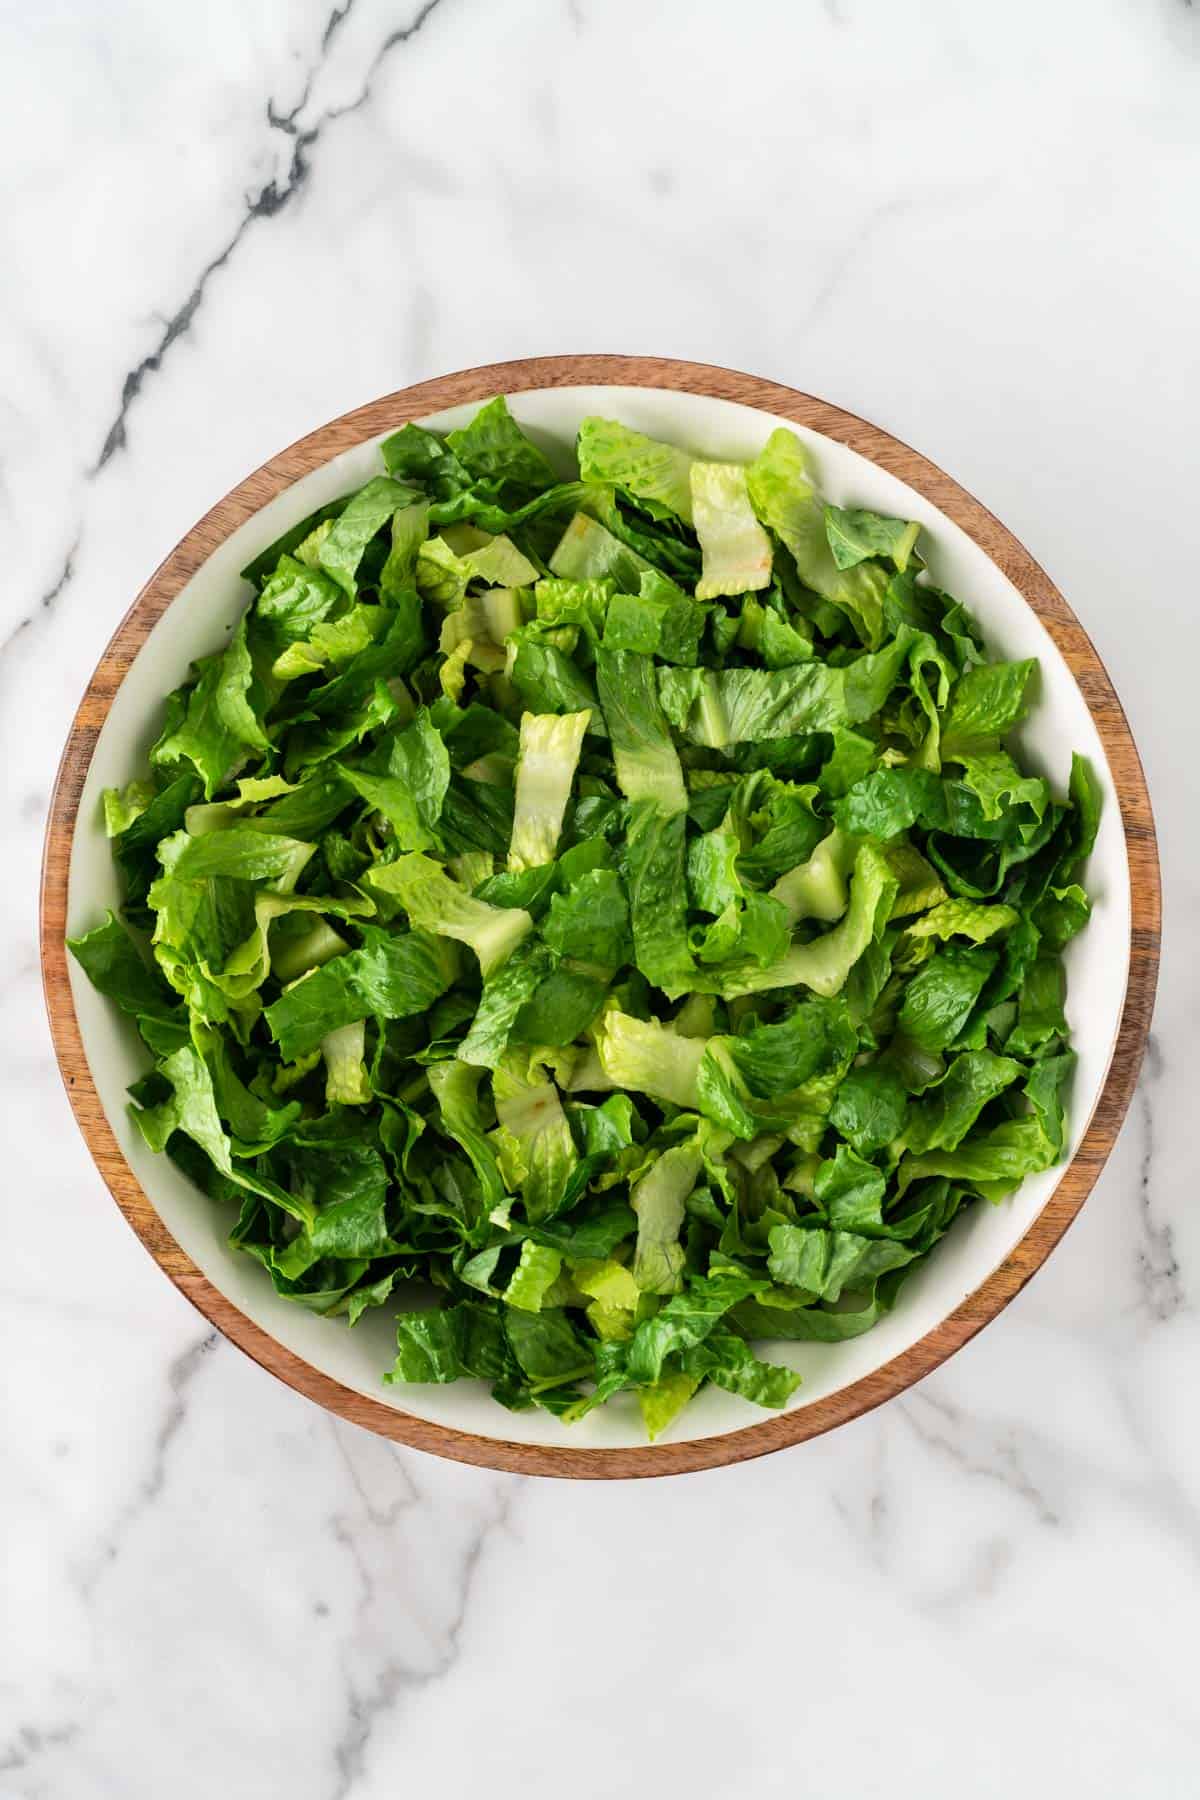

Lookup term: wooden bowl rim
[40,353,1161,1479]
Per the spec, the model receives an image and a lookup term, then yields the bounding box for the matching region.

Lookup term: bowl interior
[64,385,1131,1450]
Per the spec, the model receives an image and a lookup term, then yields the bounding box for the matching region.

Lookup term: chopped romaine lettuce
[70,394,1094,1439]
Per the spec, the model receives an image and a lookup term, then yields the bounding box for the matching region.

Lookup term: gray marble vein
[78,1331,220,1597]
[1133,1035,1184,1320]
[93,0,450,472]
[802,195,914,331]
[0,1717,82,1787]
[901,1388,1061,1527]
[322,0,361,53]
[0,537,79,669]
[328,1472,516,1800]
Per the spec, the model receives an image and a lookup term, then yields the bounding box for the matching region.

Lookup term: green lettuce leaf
[904,1049,1022,1154]
[459,940,554,1069]
[621,801,697,996]
[680,1329,801,1408]
[67,912,184,1032]
[746,429,890,645]
[577,417,695,523]
[427,1060,507,1213]
[510,635,603,723]
[766,1223,916,1300]
[602,572,705,666]
[340,708,450,852]
[941,660,1037,754]
[493,1050,578,1223]
[828,1064,909,1155]
[627,1270,763,1384]
[659,664,847,747]
[630,1141,702,1294]
[541,867,631,967]
[549,512,656,590]
[595,1010,705,1109]
[896,944,997,1050]
[367,853,532,977]
[824,504,920,573]
[723,842,898,1000]
[596,649,687,814]
[150,629,269,800]
[508,710,591,871]
[265,927,457,1060]
[317,476,420,596]
[446,396,558,502]
[691,462,773,599]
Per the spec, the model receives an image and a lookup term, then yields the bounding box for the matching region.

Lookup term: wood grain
[39,355,1161,1479]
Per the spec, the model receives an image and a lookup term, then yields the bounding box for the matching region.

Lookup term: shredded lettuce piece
[691,462,773,599]
[368,853,532,977]
[577,417,695,523]
[508,710,591,872]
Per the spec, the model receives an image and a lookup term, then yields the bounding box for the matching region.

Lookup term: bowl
[40,355,1160,1478]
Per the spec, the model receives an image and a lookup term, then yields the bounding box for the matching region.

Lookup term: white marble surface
[2,2,1196,1794]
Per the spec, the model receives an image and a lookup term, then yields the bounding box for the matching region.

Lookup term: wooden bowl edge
[40,354,1162,1479]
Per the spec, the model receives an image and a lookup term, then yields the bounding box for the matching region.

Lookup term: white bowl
[44,359,1157,1475]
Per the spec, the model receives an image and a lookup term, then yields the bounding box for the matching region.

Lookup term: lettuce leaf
[621,802,697,996]
[824,504,920,573]
[367,853,532,977]
[508,710,590,871]
[691,462,773,599]
[723,842,898,999]
[577,417,695,523]
[596,649,687,814]
[493,1051,578,1223]
[265,927,457,1060]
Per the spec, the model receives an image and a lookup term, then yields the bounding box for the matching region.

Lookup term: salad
[69,397,1098,1440]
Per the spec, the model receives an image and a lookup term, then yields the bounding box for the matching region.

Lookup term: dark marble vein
[348,0,446,102]
[93,0,449,471]
[0,1717,81,1780]
[93,208,254,469]
[0,536,79,667]
[322,0,360,51]
[1163,0,1200,53]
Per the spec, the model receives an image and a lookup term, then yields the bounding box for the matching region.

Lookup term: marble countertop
[3,2,1196,1794]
